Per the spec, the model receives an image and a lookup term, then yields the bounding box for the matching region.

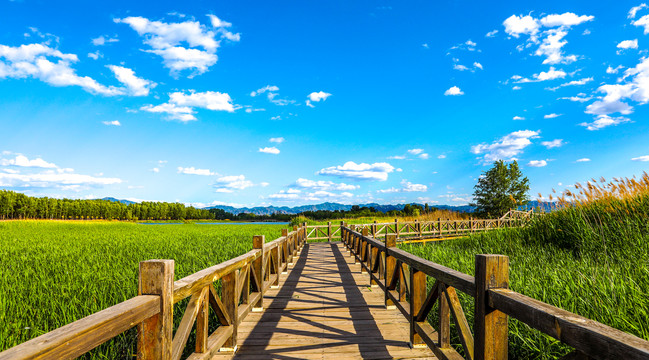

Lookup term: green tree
[472,160,530,218]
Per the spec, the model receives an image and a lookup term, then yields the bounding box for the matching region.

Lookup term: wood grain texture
[474,254,508,360]
[138,259,174,360]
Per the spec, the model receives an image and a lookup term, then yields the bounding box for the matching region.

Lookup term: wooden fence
[0,225,309,360]
[340,225,649,360]
[307,209,535,242]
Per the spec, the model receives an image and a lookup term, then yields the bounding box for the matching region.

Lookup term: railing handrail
[0,224,310,360]
[340,225,649,360]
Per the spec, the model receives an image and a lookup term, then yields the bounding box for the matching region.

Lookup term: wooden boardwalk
[215,242,436,359]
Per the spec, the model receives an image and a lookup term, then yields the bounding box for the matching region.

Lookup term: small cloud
[513,116,525,120]
[418,153,429,159]
[437,154,447,159]
[453,64,469,71]
[527,160,548,167]
[318,161,395,181]
[579,115,631,130]
[270,115,281,121]
[269,137,285,143]
[606,65,624,74]
[485,29,498,37]
[87,51,102,60]
[91,35,119,46]
[151,168,160,173]
[512,86,522,90]
[576,158,591,162]
[422,43,429,49]
[308,91,332,102]
[631,155,649,161]
[102,120,121,126]
[617,39,638,51]
[444,86,464,96]
[544,113,562,119]
[541,139,564,149]
[473,62,483,70]
[259,147,280,154]
[177,166,216,176]
[387,155,406,160]
[629,4,648,19]
[407,149,424,155]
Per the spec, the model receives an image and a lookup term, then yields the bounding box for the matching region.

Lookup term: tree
[472,160,530,218]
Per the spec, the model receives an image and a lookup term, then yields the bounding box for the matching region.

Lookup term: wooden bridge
[2,222,649,360]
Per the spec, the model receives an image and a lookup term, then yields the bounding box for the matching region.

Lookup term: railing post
[252,235,264,311]
[470,217,474,233]
[372,220,377,238]
[220,269,238,352]
[474,254,509,360]
[385,234,396,308]
[340,221,344,241]
[395,218,399,238]
[138,259,174,360]
[416,219,422,238]
[283,228,293,267]
[438,217,442,237]
[292,226,298,257]
[410,268,426,348]
[439,283,450,349]
[328,221,332,242]
[302,222,308,245]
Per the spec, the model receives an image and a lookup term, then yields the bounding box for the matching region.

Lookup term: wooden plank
[0,295,160,360]
[489,288,649,360]
[444,286,474,360]
[474,254,508,360]
[172,286,208,360]
[138,259,174,360]
[220,270,238,350]
[195,287,209,353]
[208,284,231,326]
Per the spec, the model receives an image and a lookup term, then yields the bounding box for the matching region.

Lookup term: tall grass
[400,174,649,359]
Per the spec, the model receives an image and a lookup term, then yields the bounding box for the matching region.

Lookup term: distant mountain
[206,202,476,215]
[100,197,137,205]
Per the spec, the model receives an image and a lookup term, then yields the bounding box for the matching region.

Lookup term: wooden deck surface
[214,242,436,359]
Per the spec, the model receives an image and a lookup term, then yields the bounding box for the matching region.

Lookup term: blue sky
[2,0,649,208]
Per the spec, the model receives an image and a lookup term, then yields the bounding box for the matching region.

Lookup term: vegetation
[402,173,649,359]
[472,160,529,217]
[0,221,284,357]
[0,190,214,220]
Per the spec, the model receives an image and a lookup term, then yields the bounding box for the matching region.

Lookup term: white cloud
[151,167,160,173]
[268,189,354,203]
[259,147,280,154]
[544,113,562,119]
[536,29,575,65]
[512,86,522,90]
[294,178,359,191]
[308,91,332,102]
[318,161,395,181]
[87,51,101,60]
[418,153,429,159]
[269,137,285,143]
[444,86,464,96]
[453,64,469,71]
[213,175,253,193]
[541,139,564,148]
[503,15,540,38]
[437,154,447,159]
[486,30,499,37]
[547,77,593,91]
[471,130,540,164]
[387,155,406,160]
[422,43,429,49]
[407,149,424,155]
[617,39,638,50]
[513,116,525,120]
[177,166,216,176]
[141,90,234,121]
[108,65,155,96]
[559,94,592,102]
[631,155,649,161]
[115,15,238,76]
[102,120,121,126]
[250,85,279,97]
[579,115,631,130]
[539,13,594,27]
[474,62,483,70]
[91,35,118,46]
[0,43,124,96]
[515,67,567,83]
[607,65,623,74]
[378,180,427,193]
[629,4,648,19]
[1,154,57,168]
[634,14,649,34]
[576,158,590,162]
[527,160,548,167]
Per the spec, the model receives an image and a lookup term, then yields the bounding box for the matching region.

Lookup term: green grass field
[0,221,285,358]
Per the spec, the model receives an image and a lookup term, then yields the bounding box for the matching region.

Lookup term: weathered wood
[488,288,649,360]
[195,287,209,353]
[439,283,451,349]
[138,259,174,360]
[185,326,233,360]
[0,295,159,360]
[252,235,265,310]
[208,284,231,326]
[415,280,440,322]
[444,286,474,360]
[172,286,208,360]
[220,270,238,351]
[474,254,509,360]
[385,234,396,308]
[410,268,426,347]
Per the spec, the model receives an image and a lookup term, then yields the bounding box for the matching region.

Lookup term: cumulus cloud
[407,149,424,155]
[318,161,395,181]
[102,120,121,126]
[515,67,567,83]
[115,15,239,76]
[294,178,359,191]
[250,85,279,97]
[579,115,631,130]
[541,139,564,148]
[513,116,525,120]
[1,154,57,168]
[607,65,624,74]
[378,180,427,193]
[629,4,648,19]
[268,189,354,203]
[471,130,540,164]
[631,155,649,161]
[141,90,234,121]
[108,65,155,96]
[527,160,548,167]
[269,137,284,143]
[539,13,594,27]
[503,15,540,38]
[444,86,464,96]
[308,91,332,102]
[634,14,649,34]
[259,147,280,154]
[486,30,499,37]
[177,166,216,176]
[618,39,639,50]
[91,35,118,46]
[213,175,253,193]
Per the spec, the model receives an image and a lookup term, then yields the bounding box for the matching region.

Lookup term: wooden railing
[0,224,309,360]
[307,214,532,242]
[340,225,649,360]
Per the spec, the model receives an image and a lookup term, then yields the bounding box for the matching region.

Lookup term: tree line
[0,190,216,220]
